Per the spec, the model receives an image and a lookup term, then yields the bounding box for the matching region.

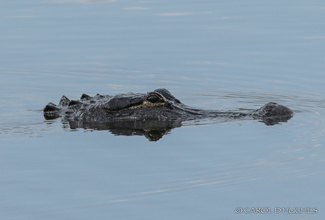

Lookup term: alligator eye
[147,95,163,103]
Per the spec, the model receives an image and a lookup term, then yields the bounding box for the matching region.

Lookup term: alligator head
[43,88,294,140]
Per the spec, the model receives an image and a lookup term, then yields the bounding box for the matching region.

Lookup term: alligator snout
[255,102,294,117]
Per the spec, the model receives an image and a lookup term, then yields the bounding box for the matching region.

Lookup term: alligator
[43,88,294,141]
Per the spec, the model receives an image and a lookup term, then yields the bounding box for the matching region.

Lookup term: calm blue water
[1,0,325,219]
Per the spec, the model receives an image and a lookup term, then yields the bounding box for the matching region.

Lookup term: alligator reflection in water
[44,88,294,141]
[65,120,180,141]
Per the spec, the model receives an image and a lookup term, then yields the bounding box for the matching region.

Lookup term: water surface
[1,0,325,219]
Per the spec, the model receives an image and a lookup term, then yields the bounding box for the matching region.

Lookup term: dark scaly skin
[43,88,294,141]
